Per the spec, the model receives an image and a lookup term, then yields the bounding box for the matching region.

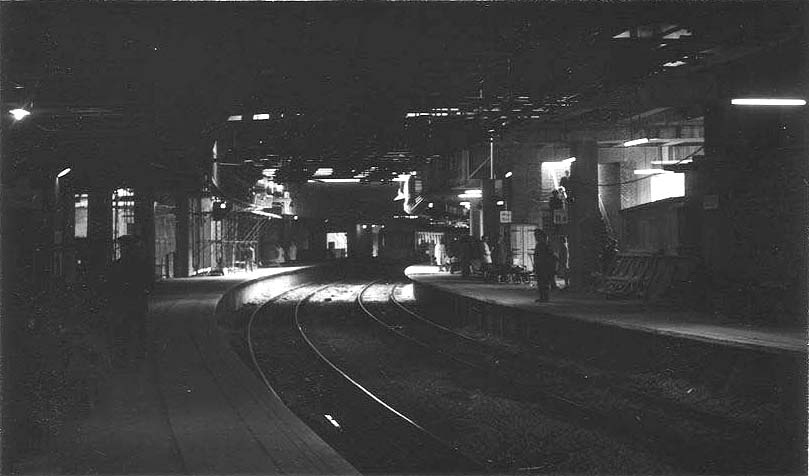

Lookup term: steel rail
[357,280,486,370]
[295,280,483,469]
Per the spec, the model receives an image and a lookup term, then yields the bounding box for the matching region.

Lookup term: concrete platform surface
[22,266,358,475]
[406,266,806,355]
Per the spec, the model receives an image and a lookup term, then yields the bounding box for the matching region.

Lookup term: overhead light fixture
[731,98,806,107]
[252,113,270,120]
[496,200,505,206]
[309,178,361,183]
[663,61,687,68]
[9,108,30,121]
[633,169,672,175]
[504,171,513,178]
[459,201,471,208]
[227,115,242,121]
[457,189,482,199]
[651,159,693,165]
[56,167,72,178]
[428,202,434,208]
[313,167,333,177]
[623,138,650,147]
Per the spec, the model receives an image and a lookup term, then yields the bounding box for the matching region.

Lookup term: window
[650,172,685,202]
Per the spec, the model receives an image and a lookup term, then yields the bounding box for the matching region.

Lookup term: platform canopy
[2,2,805,188]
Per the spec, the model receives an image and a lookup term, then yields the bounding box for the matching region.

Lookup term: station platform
[405,266,806,355]
[21,266,358,475]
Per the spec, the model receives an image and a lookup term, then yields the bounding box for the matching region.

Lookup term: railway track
[247,278,484,474]
[242,273,797,474]
[356,281,790,474]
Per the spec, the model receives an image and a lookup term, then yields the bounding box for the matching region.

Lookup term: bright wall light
[623,138,650,147]
[227,115,242,121]
[459,201,471,208]
[57,167,72,178]
[731,98,806,106]
[252,113,270,120]
[9,108,30,121]
[634,169,672,175]
[504,171,513,178]
[496,200,505,206]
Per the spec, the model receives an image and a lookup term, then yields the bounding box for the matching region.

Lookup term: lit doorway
[326,232,348,258]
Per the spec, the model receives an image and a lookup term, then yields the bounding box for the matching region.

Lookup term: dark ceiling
[1,2,806,187]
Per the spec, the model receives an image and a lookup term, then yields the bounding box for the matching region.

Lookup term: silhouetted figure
[533,229,557,302]
[106,235,153,367]
[459,236,472,277]
[558,235,570,289]
[448,237,461,274]
[287,241,298,262]
[549,189,563,211]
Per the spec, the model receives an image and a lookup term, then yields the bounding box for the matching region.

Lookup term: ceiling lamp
[623,138,650,147]
[57,167,72,178]
[308,178,360,183]
[252,113,270,120]
[227,115,242,121]
[313,167,333,177]
[9,108,30,121]
[731,98,806,106]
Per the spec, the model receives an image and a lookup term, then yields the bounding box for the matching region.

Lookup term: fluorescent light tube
[623,138,650,147]
[731,98,806,106]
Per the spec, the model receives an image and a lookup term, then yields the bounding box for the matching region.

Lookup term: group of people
[533,228,570,302]
[422,235,502,278]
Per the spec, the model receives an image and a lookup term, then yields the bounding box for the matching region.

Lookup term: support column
[568,140,600,288]
[174,194,190,277]
[56,178,77,282]
[482,179,499,240]
[134,188,156,277]
[87,188,112,283]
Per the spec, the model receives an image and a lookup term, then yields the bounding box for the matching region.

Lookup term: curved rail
[247,282,321,400]
[295,280,482,468]
[357,281,485,370]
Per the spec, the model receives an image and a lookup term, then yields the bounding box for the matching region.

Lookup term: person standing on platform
[275,243,286,265]
[533,229,557,302]
[106,235,154,367]
[434,239,447,272]
[558,235,570,289]
[480,235,493,279]
[287,240,298,262]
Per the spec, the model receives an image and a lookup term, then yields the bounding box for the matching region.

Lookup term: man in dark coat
[533,228,557,302]
[106,235,154,367]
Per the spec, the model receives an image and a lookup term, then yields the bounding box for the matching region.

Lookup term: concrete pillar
[53,175,78,282]
[87,188,112,282]
[510,144,543,226]
[134,188,156,277]
[174,194,190,277]
[568,140,600,288]
[482,179,499,240]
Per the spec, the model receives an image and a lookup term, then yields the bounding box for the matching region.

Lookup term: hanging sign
[499,210,512,223]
